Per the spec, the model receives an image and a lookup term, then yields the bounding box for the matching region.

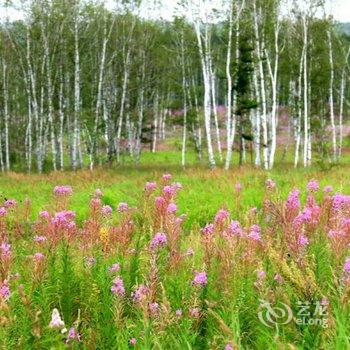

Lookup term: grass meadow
[2,150,350,349]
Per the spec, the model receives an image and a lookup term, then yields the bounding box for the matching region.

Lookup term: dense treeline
[0,0,349,172]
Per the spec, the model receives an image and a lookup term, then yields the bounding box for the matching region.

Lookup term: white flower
[49,308,65,329]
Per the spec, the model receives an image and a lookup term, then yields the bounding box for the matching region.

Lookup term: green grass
[1,149,350,226]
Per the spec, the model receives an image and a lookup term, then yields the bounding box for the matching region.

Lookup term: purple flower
[33,252,45,261]
[298,235,309,247]
[53,185,72,196]
[167,203,177,214]
[193,271,207,287]
[0,280,10,300]
[95,188,103,197]
[215,209,230,223]
[66,327,81,343]
[225,344,234,350]
[248,225,261,241]
[149,302,159,314]
[189,307,201,318]
[286,189,301,212]
[109,263,120,273]
[175,309,183,317]
[0,242,11,256]
[150,232,167,249]
[256,269,266,280]
[39,210,50,219]
[49,308,65,328]
[163,185,176,197]
[0,207,7,217]
[344,256,350,274]
[274,274,284,284]
[145,182,157,191]
[201,223,214,235]
[111,276,125,297]
[323,185,333,193]
[132,284,149,303]
[4,199,17,208]
[155,196,166,208]
[332,194,350,211]
[34,235,47,243]
[129,338,137,345]
[117,202,129,213]
[162,173,172,181]
[307,179,319,192]
[101,205,113,216]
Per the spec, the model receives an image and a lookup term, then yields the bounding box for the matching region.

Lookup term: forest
[0,0,349,172]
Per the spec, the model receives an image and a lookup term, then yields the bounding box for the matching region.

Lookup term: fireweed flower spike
[193,271,207,287]
[145,182,157,191]
[150,232,167,250]
[111,276,125,297]
[109,263,120,273]
[117,202,129,213]
[162,173,172,182]
[101,205,113,216]
[0,280,10,300]
[53,185,72,196]
[307,179,319,193]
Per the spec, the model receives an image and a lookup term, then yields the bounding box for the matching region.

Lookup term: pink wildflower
[266,179,276,190]
[132,284,149,303]
[225,344,234,350]
[298,235,309,246]
[0,280,10,300]
[162,173,172,181]
[101,205,113,216]
[4,199,17,208]
[111,277,125,297]
[215,209,230,223]
[307,179,319,192]
[189,307,201,318]
[66,327,81,343]
[286,189,301,212]
[0,207,7,217]
[49,308,65,329]
[145,182,157,191]
[201,223,214,235]
[248,225,261,241]
[129,338,137,345]
[149,302,159,314]
[117,202,129,213]
[150,232,167,249]
[193,271,207,287]
[274,274,284,284]
[109,263,120,273]
[33,252,45,261]
[344,256,350,274]
[155,196,166,208]
[175,309,183,317]
[323,185,333,193]
[94,188,103,197]
[53,185,72,196]
[39,210,50,219]
[167,203,177,214]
